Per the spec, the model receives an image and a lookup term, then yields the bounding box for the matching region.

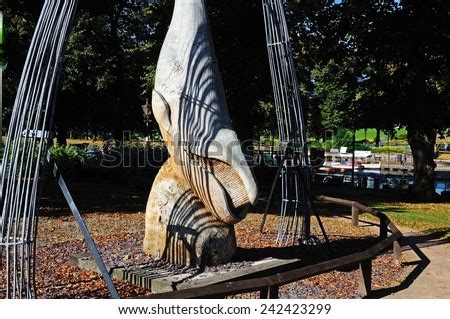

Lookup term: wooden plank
[151,258,301,293]
[316,196,380,217]
[142,231,402,299]
[69,252,173,290]
[387,221,401,234]
[316,195,356,208]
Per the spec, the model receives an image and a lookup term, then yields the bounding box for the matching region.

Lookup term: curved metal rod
[0,0,79,299]
[262,0,311,244]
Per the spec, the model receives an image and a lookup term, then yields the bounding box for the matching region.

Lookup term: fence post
[268,285,279,299]
[259,287,268,299]
[393,240,402,264]
[352,205,359,226]
[358,260,372,297]
[379,220,388,239]
[260,286,279,299]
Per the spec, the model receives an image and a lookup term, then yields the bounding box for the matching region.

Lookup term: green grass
[372,202,450,238]
[355,128,408,142]
[316,186,450,239]
[370,145,410,154]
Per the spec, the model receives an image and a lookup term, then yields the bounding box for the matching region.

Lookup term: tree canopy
[288,0,450,199]
[1,0,449,199]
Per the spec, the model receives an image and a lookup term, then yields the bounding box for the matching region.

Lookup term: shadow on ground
[38,178,149,216]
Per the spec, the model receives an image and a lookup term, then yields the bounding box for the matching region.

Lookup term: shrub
[49,145,87,167]
[371,145,410,154]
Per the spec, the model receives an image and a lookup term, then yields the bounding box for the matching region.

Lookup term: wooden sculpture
[144,0,258,266]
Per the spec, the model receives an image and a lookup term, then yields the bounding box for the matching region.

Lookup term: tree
[57,0,164,143]
[207,0,272,140]
[290,0,450,200]
[339,0,450,200]
[1,0,165,142]
[3,0,272,143]
[390,0,449,200]
[1,0,42,128]
[4,0,448,202]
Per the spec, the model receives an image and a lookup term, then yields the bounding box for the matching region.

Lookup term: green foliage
[1,1,42,125]
[333,128,353,143]
[288,0,450,198]
[355,128,408,142]
[312,60,355,131]
[308,140,323,149]
[373,203,450,236]
[141,63,157,97]
[0,140,4,158]
[56,0,163,138]
[370,145,411,154]
[49,145,87,167]
[254,101,277,136]
[291,0,450,138]
[2,0,449,198]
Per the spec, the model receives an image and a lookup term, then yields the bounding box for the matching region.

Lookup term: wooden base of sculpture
[144,157,237,266]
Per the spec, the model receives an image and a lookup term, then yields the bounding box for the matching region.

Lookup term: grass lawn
[355,128,450,143]
[370,202,450,238]
[314,186,450,239]
[375,202,450,231]
[355,128,408,142]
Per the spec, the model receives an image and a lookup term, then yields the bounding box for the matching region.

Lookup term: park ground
[1,137,449,298]
[19,175,447,299]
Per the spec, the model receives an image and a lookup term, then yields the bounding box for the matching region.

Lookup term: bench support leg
[393,240,402,264]
[358,260,372,297]
[352,205,359,227]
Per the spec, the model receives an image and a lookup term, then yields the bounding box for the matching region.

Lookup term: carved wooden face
[151,0,258,224]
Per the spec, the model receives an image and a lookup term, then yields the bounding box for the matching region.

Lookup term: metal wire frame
[0,0,78,299]
[262,0,311,245]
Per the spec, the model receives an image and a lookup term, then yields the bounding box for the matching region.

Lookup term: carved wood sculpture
[144,0,258,266]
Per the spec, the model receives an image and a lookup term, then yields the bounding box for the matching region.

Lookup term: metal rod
[262,0,312,244]
[46,152,120,299]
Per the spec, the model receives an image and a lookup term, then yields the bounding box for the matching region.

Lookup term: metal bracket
[46,151,120,299]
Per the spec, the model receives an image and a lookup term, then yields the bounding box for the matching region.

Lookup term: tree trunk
[407,128,436,201]
[57,127,67,146]
[375,128,381,147]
